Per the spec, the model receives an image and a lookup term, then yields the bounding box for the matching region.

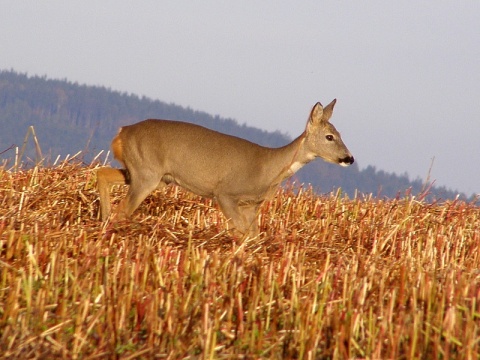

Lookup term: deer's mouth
[339,156,354,166]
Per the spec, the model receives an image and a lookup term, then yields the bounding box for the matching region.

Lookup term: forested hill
[0,70,466,200]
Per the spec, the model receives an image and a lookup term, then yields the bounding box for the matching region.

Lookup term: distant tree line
[0,69,470,201]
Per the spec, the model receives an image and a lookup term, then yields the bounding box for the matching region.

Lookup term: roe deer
[97,99,354,236]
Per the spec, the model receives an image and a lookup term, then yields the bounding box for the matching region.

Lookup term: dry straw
[0,159,479,359]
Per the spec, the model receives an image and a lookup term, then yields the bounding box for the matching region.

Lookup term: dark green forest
[0,69,467,200]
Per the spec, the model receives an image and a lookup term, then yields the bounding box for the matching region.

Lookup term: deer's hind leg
[97,167,128,221]
[116,172,165,220]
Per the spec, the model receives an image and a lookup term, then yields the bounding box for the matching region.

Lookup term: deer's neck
[267,132,314,186]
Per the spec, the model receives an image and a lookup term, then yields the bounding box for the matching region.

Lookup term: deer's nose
[340,156,354,165]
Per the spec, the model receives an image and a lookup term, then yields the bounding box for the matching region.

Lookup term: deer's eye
[326,135,334,141]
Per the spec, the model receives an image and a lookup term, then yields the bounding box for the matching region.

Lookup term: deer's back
[114,120,274,196]
[118,119,266,159]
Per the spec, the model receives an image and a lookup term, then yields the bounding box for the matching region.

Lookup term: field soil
[1,162,479,359]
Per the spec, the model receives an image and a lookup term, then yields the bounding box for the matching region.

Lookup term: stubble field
[0,161,479,359]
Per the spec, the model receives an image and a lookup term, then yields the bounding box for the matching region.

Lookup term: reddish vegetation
[1,162,479,358]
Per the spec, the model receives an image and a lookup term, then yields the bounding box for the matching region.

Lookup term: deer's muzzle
[339,156,354,166]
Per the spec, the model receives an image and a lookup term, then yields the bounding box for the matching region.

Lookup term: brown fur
[97,100,354,237]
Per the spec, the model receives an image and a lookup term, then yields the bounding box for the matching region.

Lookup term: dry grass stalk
[0,160,479,359]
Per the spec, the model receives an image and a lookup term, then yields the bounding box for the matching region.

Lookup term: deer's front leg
[217,195,260,237]
[238,203,260,237]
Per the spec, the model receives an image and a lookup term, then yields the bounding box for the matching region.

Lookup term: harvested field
[0,161,479,359]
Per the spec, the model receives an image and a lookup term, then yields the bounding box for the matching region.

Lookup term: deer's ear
[322,99,337,123]
[309,102,324,125]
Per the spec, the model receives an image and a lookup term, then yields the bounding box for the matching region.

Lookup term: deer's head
[305,99,354,167]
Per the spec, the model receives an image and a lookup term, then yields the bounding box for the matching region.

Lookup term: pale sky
[1,1,479,195]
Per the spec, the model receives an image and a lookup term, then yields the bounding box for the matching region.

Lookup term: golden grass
[0,161,479,359]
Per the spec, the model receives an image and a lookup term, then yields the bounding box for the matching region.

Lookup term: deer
[97,99,354,237]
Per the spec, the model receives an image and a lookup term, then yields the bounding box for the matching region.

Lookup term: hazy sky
[1,1,479,195]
